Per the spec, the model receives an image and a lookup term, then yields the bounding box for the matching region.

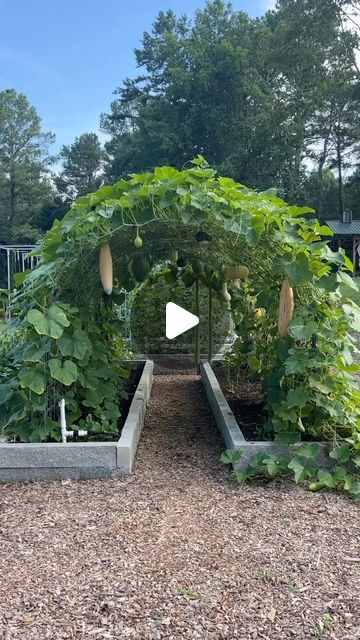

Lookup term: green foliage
[0,88,54,249]
[55,132,105,199]
[131,266,230,354]
[220,449,242,464]
[27,304,70,339]
[0,158,359,496]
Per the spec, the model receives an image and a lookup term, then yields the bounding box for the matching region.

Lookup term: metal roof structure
[324,219,360,235]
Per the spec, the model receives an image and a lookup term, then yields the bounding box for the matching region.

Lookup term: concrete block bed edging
[0,360,154,483]
[200,360,332,471]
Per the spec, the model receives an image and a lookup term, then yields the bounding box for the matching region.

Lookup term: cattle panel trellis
[0,245,40,322]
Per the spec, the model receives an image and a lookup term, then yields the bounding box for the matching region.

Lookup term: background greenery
[131,269,230,354]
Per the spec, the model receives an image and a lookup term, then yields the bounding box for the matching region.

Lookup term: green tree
[301,169,338,218]
[266,0,360,204]
[55,132,105,198]
[102,1,296,188]
[0,89,54,243]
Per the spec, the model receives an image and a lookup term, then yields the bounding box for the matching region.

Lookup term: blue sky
[0,0,274,153]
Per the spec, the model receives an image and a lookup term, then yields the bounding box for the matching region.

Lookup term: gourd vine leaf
[291,443,320,459]
[289,318,318,341]
[317,469,338,488]
[262,455,289,477]
[220,449,242,464]
[288,457,317,483]
[286,385,310,408]
[19,366,45,395]
[234,469,247,484]
[329,445,351,463]
[0,384,14,405]
[58,329,92,360]
[23,337,51,362]
[0,391,27,429]
[27,304,69,339]
[281,253,313,286]
[48,359,78,386]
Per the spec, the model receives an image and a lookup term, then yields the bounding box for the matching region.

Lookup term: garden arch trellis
[1,158,360,492]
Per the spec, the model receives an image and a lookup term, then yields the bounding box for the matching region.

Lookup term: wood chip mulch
[0,374,359,640]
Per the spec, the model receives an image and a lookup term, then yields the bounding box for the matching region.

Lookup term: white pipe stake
[59,399,74,443]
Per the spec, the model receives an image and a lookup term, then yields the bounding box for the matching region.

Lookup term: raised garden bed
[0,360,154,483]
[201,360,332,471]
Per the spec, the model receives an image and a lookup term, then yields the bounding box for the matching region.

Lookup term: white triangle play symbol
[166,302,199,340]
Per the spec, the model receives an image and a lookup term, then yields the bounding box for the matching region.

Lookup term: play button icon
[166,302,199,339]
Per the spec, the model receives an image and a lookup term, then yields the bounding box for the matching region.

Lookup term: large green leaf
[0,384,14,406]
[0,391,27,429]
[287,385,310,408]
[288,458,310,483]
[282,253,313,286]
[291,443,320,459]
[19,366,45,394]
[58,329,92,360]
[48,359,78,385]
[82,387,106,408]
[223,211,251,235]
[27,304,69,339]
[329,445,351,463]
[220,449,242,464]
[289,318,318,341]
[23,337,51,362]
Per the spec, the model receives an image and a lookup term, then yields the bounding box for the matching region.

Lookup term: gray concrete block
[116,359,154,473]
[0,443,117,468]
[0,466,118,483]
[200,361,245,448]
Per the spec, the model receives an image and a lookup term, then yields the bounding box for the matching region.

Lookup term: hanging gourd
[177,256,188,268]
[134,227,143,248]
[227,265,249,291]
[278,279,294,337]
[221,282,231,303]
[99,243,113,295]
[254,308,265,320]
[131,255,151,283]
[191,258,204,275]
[195,231,212,244]
[170,249,178,263]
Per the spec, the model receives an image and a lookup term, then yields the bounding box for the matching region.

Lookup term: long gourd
[278,278,294,337]
[99,243,113,295]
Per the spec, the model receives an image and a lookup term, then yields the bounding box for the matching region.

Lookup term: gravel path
[1,375,360,640]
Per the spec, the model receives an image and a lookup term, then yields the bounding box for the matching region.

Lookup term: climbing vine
[0,157,359,494]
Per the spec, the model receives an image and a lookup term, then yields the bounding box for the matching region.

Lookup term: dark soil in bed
[117,360,145,431]
[212,363,269,441]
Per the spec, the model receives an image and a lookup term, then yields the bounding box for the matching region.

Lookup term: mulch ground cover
[0,374,359,640]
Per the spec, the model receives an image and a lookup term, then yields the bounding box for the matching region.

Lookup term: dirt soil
[212,364,267,441]
[1,374,360,640]
[117,361,145,432]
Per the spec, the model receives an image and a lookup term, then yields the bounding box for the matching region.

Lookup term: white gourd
[278,278,294,337]
[221,282,231,303]
[99,243,113,295]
